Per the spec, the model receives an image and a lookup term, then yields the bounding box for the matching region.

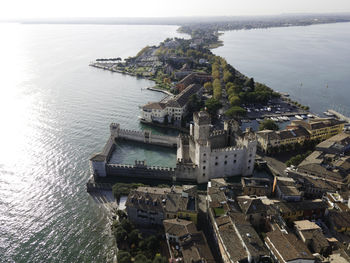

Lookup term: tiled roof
[163,218,197,237]
[265,229,314,262]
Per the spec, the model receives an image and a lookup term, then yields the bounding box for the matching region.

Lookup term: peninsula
[87,18,350,263]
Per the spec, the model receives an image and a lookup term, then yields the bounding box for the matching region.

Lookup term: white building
[176,111,257,183]
[140,84,203,124]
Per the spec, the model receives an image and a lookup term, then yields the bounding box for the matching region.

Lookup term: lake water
[0,24,184,263]
[214,22,350,116]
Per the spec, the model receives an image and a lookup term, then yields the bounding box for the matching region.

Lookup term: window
[248,166,250,170]
[203,153,206,157]
[203,173,205,176]
[225,155,228,158]
[249,153,252,157]
[224,161,227,165]
[215,162,218,166]
[203,166,206,170]
[203,160,206,163]
[215,156,218,160]
[234,160,237,163]
[248,160,251,163]
[234,154,237,157]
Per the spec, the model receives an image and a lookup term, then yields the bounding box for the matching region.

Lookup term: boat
[301,115,307,119]
[283,116,290,121]
[295,115,303,120]
[277,116,285,122]
[323,111,335,117]
[307,114,314,118]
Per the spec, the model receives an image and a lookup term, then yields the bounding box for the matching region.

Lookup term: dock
[328,109,350,123]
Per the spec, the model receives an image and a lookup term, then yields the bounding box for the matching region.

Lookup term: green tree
[117,251,131,263]
[225,106,247,118]
[153,255,168,263]
[204,82,213,93]
[115,226,127,244]
[146,236,159,255]
[120,218,133,233]
[223,70,234,83]
[244,77,255,90]
[259,119,279,131]
[205,98,222,116]
[128,229,141,246]
[134,254,148,263]
[229,95,241,106]
[213,79,222,100]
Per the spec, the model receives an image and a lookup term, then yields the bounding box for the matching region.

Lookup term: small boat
[301,115,307,119]
[307,114,314,118]
[295,115,303,120]
[323,111,334,117]
[277,116,285,122]
[283,116,290,121]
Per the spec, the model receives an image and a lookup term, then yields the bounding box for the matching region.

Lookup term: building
[237,196,268,227]
[125,185,198,227]
[207,180,270,263]
[257,126,309,153]
[328,211,350,233]
[140,83,203,124]
[257,119,346,153]
[294,220,330,255]
[90,111,257,184]
[290,118,346,141]
[177,111,257,183]
[264,228,315,263]
[163,218,215,263]
[274,199,328,223]
[316,132,350,154]
[297,151,349,183]
[241,177,272,197]
[273,177,302,202]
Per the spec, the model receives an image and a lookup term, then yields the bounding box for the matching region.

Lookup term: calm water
[0,24,184,263]
[214,22,350,116]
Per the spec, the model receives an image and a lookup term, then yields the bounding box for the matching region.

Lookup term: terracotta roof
[265,229,314,262]
[142,102,166,110]
[163,218,197,237]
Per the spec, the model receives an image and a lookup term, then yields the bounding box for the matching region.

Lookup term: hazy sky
[2,0,350,19]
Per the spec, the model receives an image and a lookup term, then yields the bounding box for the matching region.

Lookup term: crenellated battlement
[209,130,226,137]
[211,146,244,153]
[107,163,176,172]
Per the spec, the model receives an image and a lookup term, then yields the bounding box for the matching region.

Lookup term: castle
[176,111,257,183]
[89,111,257,184]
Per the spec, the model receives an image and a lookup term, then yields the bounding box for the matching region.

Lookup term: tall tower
[193,111,211,142]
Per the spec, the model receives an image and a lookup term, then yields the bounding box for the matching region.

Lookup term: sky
[1,0,350,19]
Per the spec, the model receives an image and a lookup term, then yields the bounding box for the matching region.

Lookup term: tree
[146,236,159,255]
[117,251,131,263]
[120,218,133,233]
[204,82,213,93]
[225,106,247,118]
[128,229,141,246]
[153,255,168,263]
[227,82,242,95]
[134,254,148,263]
[244,77,255,89]
[213,79,222,100]
[115,226,127,244]
[259,119,279,131]
[205,98,222,116]
[223,70,234,83]
[229,95,241,106]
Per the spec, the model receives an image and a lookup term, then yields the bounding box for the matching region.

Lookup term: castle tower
[193,111,211,142]
[110,123,120,138]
